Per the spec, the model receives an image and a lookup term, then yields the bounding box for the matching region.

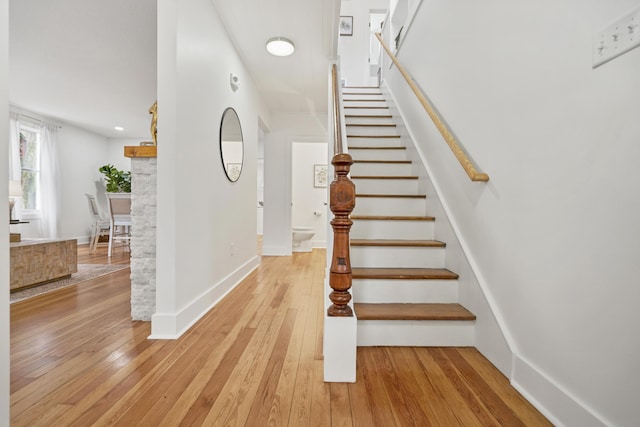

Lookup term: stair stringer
[380,83,514,377]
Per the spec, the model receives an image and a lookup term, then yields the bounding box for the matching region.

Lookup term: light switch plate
[593,5,640,68]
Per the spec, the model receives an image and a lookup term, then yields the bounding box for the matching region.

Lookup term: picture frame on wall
[339,16,353,36]
[314,164,328,188]
[226,163,242,181]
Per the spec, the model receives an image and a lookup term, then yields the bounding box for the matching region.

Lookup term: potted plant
[99,164,131,193]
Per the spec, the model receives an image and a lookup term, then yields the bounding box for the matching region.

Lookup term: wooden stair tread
[353,160,411,164]
[351,239,445,247]
[352,267,458,280]
[344,106,389,109]
[348,146,406,150]
[343,86,380,89]
[356,194,426,199]
[343,92,382,95]
[351,175,418,180]
[345,115,392,118]
[355,303,475,321]
[346,123,396,127]
[343,99,386,102]
[347,134,400,138]
[352,215,435,221]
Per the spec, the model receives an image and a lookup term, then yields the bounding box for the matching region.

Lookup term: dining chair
[105,192,132,257]
[85,193,111,253]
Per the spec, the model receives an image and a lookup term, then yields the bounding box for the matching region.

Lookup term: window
[19,124,42,215]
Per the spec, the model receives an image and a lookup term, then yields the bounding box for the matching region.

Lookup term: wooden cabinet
[10,239,78,292]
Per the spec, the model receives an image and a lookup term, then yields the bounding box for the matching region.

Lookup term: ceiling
[9,0,340,139]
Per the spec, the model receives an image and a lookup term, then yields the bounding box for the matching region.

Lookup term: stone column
[125,146,157,321]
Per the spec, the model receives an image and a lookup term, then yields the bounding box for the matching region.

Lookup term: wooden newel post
[328,153,355,317]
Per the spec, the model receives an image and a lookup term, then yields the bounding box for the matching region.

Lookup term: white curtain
[9,112,61,238]
[9,112,21,181]
[38,123,60,238]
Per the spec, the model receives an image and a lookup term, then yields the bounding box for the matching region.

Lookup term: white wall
[8,111,113,243]
[339,0,388,86]
[56,125,112,241]
[257,126,264,234]
[0,1,10,425]
[292,142,328,247]
[153,0,268,337]
[380,1,640,426]
[107,137,137,171]
[263,113,328,255]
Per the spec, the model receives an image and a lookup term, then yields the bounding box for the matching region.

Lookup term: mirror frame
[219,107,244,182]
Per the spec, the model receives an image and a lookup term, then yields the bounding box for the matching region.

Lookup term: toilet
[292,226,315,252]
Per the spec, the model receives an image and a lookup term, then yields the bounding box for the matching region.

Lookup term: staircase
[343,87,476,346]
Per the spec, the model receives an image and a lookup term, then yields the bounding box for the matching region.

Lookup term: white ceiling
[9,0,340,139]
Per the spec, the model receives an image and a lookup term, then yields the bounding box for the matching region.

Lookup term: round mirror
[219,108,244,182]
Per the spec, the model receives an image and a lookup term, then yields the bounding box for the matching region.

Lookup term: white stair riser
[343,101,388,108]
[343,107,390,116]
[351,162,413,176]
[348,137,404,147]
[350,245,445,268]
[353,197,426,216]
[343,87,381,94]
[346,127,398,137]
[348,148,407,161]
[345,117,394,125]
[343,94,384,101]
[357,320,475,346]
[352,279,459,303]
[351,179,419,194]
[351,219,435,240]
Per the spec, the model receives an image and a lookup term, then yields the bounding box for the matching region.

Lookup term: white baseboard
[75,236,91,245]
[511,355,609,427]
[149,255,260,339]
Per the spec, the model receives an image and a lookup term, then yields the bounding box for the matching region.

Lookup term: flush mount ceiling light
[114,126,124,131]
[266,37,295,57]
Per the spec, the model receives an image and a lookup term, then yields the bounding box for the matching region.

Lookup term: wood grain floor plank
[396,347,462,426]
[442,348,527,427]
[201,287,294,425]
[376,347,433,426]
[308,360,332,427]
[13,322,153,425]
[264,249,319,426]
[172,327,255,426]
[10,244,551,426]
[357,348,399,427]
[412,349,485,427]
[330,383,354,427]
[457,348,554,427]
[245,308,298,425]
[430,348,501,426]
[346,355,376,427]
[284,290,317,426]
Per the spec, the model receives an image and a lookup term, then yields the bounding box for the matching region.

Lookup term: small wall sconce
[230,73,240,92]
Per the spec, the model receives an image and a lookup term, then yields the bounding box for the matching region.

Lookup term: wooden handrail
[328,63,354,317]
[375,33,489,182]
[331,64,343,155]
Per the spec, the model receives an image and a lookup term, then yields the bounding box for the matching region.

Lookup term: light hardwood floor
[10,244,552,426]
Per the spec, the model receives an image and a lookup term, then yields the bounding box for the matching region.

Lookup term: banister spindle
[328,153,355,317]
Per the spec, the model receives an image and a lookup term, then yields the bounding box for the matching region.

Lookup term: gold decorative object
[149,101,158,146]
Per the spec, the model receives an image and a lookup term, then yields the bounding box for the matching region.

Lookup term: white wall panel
[380,1,640,425]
